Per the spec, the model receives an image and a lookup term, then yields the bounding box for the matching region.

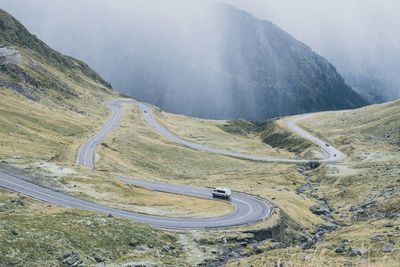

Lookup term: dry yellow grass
[228,101,400,267]
[63,170,235,218]
[296,101,400,214]
[227,247,400,267]
[0,88,96,163]
[154,109,294,158]
[0,189,183,266]
[0,88,235,218]
[96,105,323,228]
[228,218,400,267]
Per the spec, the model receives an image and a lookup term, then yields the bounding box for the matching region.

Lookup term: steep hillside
[0,8,112,106]
[299,100,400,217]
[0,8,117,164]
[0,9,175,266]
[228,100,400,266]
[0,10,277,265]
[215,4,368,120]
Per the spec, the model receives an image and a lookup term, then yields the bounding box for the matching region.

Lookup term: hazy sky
[1,0,399,99]
[2,0,398,67]
[227,0,400,70]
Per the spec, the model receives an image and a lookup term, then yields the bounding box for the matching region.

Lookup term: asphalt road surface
[78,99,344,167]
[0,169,272,229]
[0,98,344,229]
[76,100,132,168]
[136,100,345,164]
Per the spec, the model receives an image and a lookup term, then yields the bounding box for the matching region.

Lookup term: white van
[212,187,232,198]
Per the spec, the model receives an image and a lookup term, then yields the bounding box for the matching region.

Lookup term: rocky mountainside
[215,5,368,120]
[228,99,400,266]
[0,8,112,104]
[105,4,368,120]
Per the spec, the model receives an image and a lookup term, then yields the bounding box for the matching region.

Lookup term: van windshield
[216,190,225,193]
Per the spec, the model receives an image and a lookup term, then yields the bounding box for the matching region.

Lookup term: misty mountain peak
[110,3,367,120]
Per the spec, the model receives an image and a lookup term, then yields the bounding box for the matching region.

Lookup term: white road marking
[2,97,344,229]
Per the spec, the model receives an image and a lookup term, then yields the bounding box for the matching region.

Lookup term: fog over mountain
[1,0,396,118]
[227,0,400,103]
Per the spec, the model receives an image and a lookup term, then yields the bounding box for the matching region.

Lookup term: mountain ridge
[0,8,112,103]
[214,4,368,119]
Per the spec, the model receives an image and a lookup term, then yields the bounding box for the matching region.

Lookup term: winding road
[135,100,345,164]
[77,98,344,168]
[0,169,272,229]
[0,98,344,229]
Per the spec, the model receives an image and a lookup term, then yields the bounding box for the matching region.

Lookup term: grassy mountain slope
[0,9,241,265]
[96,105,322,227]
[299,100,400,216]
[0,8,111,99]
[0,8,115,168]
[1,7,398,266]
[0,9,179,265]
[0,189,181,266]
[228,100,400,266]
